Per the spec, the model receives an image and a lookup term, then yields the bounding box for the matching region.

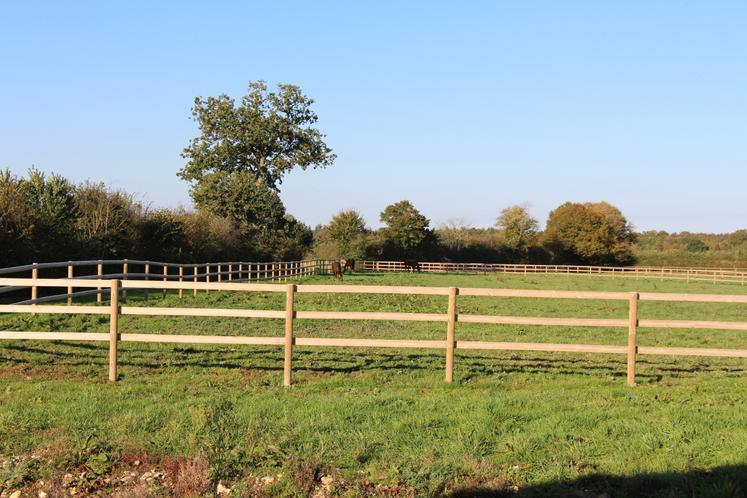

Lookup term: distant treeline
[634,231,747,267]
[310,201,639,266]
[0,169,311,268]
[2,169,745,269]
[309,203,746,268]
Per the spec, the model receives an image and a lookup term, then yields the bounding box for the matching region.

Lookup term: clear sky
[1,1,745,233]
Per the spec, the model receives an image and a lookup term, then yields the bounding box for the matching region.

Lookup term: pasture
[1,271,746,497]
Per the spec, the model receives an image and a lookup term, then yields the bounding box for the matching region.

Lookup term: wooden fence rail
[0,259,328,305]
[1,278,745,387]
[360,260,747,285]
[4,258,747,307]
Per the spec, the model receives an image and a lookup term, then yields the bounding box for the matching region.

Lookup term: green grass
[1,272,746,496]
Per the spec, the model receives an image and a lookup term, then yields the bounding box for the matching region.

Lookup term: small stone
[260,476,275,485]
[9,491,22,498]
[134,459,141,466]
[321,475,334,487]
[216,481,232,495]
[63,473,74,487]
[38,491,49,498]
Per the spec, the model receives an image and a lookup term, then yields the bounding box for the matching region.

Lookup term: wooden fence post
[238,263,243,281]
[627,292,639,386]
[96,261,103,303]
[218,264,222,283]
[284,283,296,387]
[109,279,120,382]
[144,263,150,300]
[193,266,198,297]
[122,260,128,301]
[67,262,73,305]
[228,264,233,281]
[179,265,184,299]
[31,263,38,305]
[445,287,458,383]
[162,265,168,298]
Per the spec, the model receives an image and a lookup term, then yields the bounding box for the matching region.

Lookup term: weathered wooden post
[284,283,296,387]
[144,263,150,300]
[445,287,458,382]
[109,279,120,382]
[67,262,74,305]
[162,265,168,298]
[31,263,38,305]
[97,261,103,303]
[122,260,128,301]
[205,264,210,294]
[193,266,198,297]
[178,265,184,299]
[627,292,639,386]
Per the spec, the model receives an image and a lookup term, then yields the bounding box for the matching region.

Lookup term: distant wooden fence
[1,277,745,387]
[0,258,328,305]
[3,259,745,307]
[361,260,747,285]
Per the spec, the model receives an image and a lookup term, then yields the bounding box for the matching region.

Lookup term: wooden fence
[361,260,747,285]
[0,258,328,305]
[3,258,746,307]
[1,277,745,387]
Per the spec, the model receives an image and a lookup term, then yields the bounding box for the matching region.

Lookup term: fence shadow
[2,341,745,382]
[441,464,747,497]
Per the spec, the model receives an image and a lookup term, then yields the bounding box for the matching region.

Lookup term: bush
[199,398,246,480]
[685,238,709,253]
[543,202,636,265]
[0,169,315,267]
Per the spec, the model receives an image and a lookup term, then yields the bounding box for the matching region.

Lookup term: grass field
[1,272,746,497]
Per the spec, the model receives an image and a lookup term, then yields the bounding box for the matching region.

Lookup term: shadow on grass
[2,342,745,382]
[443,465,747,498]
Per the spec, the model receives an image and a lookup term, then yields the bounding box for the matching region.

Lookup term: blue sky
[1,1,745,232]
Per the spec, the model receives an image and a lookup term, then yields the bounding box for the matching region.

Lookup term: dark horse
[343,259,355,272]
[403,259,421,272]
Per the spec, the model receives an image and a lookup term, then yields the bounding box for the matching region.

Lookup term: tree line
[4,167,746,269]
[0,168,311,267]
[311,200,639,265]
[2,81,744,268]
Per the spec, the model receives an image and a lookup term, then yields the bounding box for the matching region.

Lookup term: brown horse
[330,261,343,281]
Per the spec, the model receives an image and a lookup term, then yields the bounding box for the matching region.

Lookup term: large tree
[380,200,430,256]
[543,201,636,265]
[179,81,336,219]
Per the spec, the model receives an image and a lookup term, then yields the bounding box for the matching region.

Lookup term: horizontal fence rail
[360,260,747,285]
[0,278,746,386]
[3,258,746,306]
[0,258,330,305]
